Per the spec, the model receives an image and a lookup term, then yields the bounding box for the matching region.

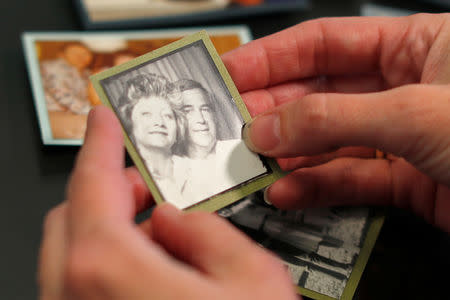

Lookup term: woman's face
[131,96,177,151]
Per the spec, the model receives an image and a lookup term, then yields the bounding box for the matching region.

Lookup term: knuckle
[295,94,329,135]
[297,94,328,130]
[299,94,328,129]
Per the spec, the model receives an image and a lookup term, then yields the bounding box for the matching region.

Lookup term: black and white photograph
[99,38,270,210]
[219,191,379,299]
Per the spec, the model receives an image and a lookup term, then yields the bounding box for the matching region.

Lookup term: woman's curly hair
[119,72,186,155]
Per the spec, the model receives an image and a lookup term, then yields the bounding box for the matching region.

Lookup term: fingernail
[263,186,272,205]
[242,113,280,153]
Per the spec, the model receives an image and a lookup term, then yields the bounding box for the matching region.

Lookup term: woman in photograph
[123,73,190,208]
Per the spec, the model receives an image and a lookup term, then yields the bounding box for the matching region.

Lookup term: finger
[39,203,67,299]
[67,106,134,240]
[151,204,285,281]
[223,14,445,92]
[277,146,375,171]
[124,167,153,214]
[64,224,212,300]
[267,157,393,210]
[266,157,441,227]
[243,84,450,186]
[243,73,386,117]
[423,19,450,84]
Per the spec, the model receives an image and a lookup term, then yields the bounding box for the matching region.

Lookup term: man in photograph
[175,79,218,160]
[173,79,268,202]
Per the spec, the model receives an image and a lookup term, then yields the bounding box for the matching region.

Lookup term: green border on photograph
[90,30,286,212]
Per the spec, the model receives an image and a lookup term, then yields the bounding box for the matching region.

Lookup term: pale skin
[181,88,217,159]
[226,13,450,233]
[40,13,450,299]
[131,97,177,179]
[39,107,296,300]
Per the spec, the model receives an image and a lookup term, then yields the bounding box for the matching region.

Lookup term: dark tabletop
[1,0,449,299]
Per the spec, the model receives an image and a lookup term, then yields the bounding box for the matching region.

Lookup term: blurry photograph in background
[22,27,251,145]
[361,0,448,16]
[219,191,384,300]
[361,2,415,16]
[75,0,310,29]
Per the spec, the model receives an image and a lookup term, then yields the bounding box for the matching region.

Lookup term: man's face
[181,88,216,152]
[131,96,177,151]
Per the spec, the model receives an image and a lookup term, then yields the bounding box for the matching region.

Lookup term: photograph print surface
[77,0,309,29]
[219,192,383,300]
[95,32,278,211]
[22,27,251,145]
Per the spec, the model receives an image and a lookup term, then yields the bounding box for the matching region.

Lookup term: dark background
[1,0,449,299]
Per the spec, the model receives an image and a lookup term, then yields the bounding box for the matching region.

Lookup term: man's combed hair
[172,79,215,111]
[173,79,205,93]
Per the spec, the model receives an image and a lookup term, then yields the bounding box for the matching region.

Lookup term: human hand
[38,106,297,300]
[222,14,450,232]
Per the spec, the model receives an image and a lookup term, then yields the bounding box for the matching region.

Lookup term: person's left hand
[38,106,297,300]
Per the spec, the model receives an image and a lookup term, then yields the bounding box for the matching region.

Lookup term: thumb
[150,204,292,287]
[243,84,450,185]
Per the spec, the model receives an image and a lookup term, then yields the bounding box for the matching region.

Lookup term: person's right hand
[222,13,450,232]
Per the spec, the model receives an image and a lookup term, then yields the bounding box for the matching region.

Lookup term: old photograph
[219,191,379,299]
[22,27,251,145]
[77,0,309,28]
[97,34,273,210]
